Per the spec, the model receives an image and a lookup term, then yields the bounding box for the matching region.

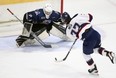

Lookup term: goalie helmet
[61,12,71,24]
[43,3,53,15]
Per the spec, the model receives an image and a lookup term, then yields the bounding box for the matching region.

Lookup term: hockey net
[0,0,63,37]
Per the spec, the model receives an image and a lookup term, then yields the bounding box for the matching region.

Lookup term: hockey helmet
[61,12,71,24]
[44,3,53,15]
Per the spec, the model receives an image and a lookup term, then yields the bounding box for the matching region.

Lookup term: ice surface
[0,0,116,78]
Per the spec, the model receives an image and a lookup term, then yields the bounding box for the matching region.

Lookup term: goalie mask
[43,3,53,16]
[61,12,71,24]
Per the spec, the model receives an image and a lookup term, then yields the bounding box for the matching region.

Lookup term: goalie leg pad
[16,22,33,47]
[22,22,33,37]
[50,26,73,41]
[52,23,75,41]
[16,35,30,47]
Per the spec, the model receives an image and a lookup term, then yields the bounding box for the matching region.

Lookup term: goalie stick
[55,38,77,62]
[7,8,53,48]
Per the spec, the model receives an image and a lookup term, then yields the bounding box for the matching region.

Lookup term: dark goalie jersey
[23,8,61,33]
[23,9,61,24]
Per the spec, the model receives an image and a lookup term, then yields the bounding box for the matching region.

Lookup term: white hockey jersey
[66,13,93,40]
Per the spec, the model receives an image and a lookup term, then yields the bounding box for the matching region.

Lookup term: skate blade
[113,53,116,64]
[89,73,99,76]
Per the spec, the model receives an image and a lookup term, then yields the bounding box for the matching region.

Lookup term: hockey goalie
[16,4,73,47]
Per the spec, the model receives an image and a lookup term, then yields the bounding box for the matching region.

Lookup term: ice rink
[0,0,116,78]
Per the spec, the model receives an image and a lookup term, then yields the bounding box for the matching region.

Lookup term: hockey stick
[7,8,52,48]
[55,38,77,62]
[7,8,23,24]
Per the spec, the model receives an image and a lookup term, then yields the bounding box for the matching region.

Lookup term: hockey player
[61,12,116,74]
[16,4,70,47]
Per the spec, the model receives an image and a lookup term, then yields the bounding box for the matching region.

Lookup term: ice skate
[107,52,116,64]
[88,64,99,75]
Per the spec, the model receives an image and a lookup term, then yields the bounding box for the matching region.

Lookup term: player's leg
[16,22,50,47]
[16,13,34,47]
[83,54,98,74]
[16,22,33,47]
[83,40,99,74]
[94,47,116,64]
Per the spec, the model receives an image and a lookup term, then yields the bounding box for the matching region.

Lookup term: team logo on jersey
[35,11,40,15]
[29,14,32,17]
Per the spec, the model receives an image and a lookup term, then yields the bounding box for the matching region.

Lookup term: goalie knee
[21,22,33,37]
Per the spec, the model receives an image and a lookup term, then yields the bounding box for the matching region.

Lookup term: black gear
[45,22,53,34]
[16,35,29,46]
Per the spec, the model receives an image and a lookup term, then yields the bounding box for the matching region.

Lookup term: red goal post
[60,0,64,14]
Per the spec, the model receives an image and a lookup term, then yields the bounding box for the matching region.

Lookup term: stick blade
[54,57,64,62]
[44,45,52,48]
[44,44,59,48]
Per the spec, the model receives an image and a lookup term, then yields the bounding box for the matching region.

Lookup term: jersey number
[70,23,80,36]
